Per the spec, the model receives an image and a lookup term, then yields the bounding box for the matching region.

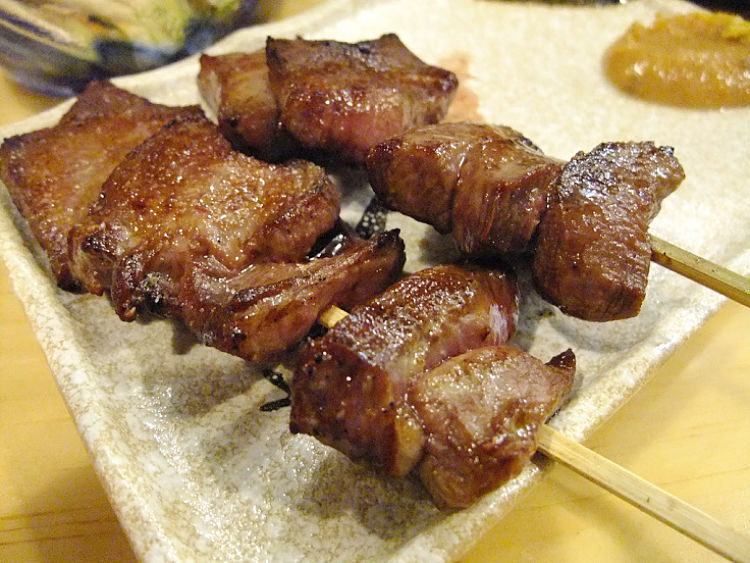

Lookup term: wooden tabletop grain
[1,2,749,561]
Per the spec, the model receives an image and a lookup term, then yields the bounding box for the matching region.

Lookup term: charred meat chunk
[266,34,458,163]
[412,345,575,508]
[0,80,202,288]
[291,264,574,508]
[366,122,564,256]
[3,79,406,363]
[533,142,685,321]
[68,115,342,321]
[181,231,406,362]
[368,123,686,321]
[197,51,299,161]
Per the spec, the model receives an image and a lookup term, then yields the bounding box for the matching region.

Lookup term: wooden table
[1,2,748,561]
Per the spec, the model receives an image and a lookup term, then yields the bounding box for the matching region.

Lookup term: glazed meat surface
[182,231,406,362]
[6,80,406,362]
[266,34,458,163]
[412,345,575,508]
[291,264,520,478]
[0,80,202,288]
[291,264,575,508]
[366,122,564,255]
[368,123,686,321]
[68,115,341,321]
[197,51,298,161]
[533,142,685,321]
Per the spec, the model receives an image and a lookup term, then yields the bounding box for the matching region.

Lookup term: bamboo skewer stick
[650,235,750,308]
[318,305,750,562]
[537,426,750,563]
[318,304,350,329]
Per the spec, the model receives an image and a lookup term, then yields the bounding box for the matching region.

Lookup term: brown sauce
[439,52,484,121]
[604,12,750,108]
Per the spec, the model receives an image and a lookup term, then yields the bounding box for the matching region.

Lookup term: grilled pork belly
[197,51,299,161]
[68,115,342,321]
[366,122,564,256]
[533,142,684,321]
[182,231,406,362]
[266,34,458,163]
[0,80,202,288]
[412,345,575,508]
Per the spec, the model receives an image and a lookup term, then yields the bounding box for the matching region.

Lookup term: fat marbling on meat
[291,264,575,508]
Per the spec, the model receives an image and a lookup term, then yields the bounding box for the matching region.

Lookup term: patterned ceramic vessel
[0,0,257,96]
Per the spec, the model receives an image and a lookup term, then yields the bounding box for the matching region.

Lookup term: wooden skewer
[318,305,750,562]
[537,426,750,563]
[318,304,350,329]
[650,235,750,308]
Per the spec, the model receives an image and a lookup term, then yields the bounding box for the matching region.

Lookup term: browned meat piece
[3,78,405,362]
[197,51,299,161]
[366,122,564,255]
[412,346,575,509]
[291,264,574,508]
[182,231,406,362]
[68,115,341,321]
[0,80,202,288]
[291,264,520,478]
[266,34,458,163]
[533,142,685,321]
[368,123,686,321]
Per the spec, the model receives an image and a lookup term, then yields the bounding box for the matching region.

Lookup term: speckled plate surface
[1,0,749,560]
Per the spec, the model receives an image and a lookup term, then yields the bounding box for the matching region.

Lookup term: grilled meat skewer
[366,122,685,321]
[291,264,575,508]
[0,81,407,362]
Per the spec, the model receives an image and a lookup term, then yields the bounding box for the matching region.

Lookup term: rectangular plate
[1,0,749,560]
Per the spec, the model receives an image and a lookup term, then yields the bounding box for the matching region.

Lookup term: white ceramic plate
[1,0,749,560]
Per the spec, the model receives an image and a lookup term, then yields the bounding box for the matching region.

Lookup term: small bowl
[0,0,258,97]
